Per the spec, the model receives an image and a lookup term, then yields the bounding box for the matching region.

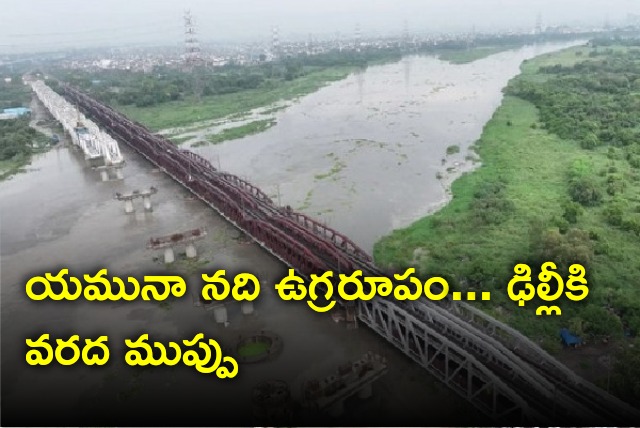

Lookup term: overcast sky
[1,0,638,53]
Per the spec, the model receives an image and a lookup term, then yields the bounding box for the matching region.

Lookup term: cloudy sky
[0,0,638,53]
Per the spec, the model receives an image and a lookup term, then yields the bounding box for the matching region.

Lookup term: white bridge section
[30,80,124,166]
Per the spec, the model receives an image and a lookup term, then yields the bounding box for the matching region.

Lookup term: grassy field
[374,43,640,350]
[195,119,276,146]
[0,159,28,181]
[116,66,356,131]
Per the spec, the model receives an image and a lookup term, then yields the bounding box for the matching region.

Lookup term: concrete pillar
[143,196,152,211]
[328,400,344,418]
[241,301,254,315]
[185,243,197,258]
[192,294,203,307]
[357,383,373,399]
[100,170,109,181]
[163,247,175,264]
[212,304,228,324]
[115,168,124,180]
[124,199,135,214]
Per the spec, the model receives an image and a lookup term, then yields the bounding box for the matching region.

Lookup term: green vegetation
[194,119,276,146]
[116,67,354,131]
[315,159,346,181]
[446,144,461,155]
[0,79,49,180]
[375,40,640,369]
[237,341,270,358]
[54,48,410,131]
[0,118,49,180]
[0,77,31,109]
[167,135,194,145]
[438,45,520,64]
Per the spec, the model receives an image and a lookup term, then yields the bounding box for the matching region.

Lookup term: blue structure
[2,107,31,119]
[560,328,583,347]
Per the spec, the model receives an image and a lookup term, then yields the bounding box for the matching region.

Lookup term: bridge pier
[100,169,109,182]
[185,243,197,258]
[163,247,175,264]
[115,167,124,180]
[116,187,157,214]
[241,301,254,315]
[142,195,153,211]
[124,199,135,214]
[209,304,228,324]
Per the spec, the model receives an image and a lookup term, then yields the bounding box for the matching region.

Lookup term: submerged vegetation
[196,119,276,146]
[375,39,640,401]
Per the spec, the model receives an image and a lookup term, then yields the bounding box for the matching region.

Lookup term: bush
[537,227,594,269]
[569,176,603,206]
[580,133,600,149]
[562,200,584,224]
[582,304,623,336]
[446,145,460,155]
[470,179,515,225]
[604,202,625,226]
[621,217,640,236]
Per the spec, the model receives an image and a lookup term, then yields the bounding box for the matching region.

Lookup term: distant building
[0,107,31,120]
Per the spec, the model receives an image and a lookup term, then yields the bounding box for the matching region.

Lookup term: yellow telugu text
[274,267,455,313]
[201,270,260,302]
[25,268,186,301]
[26,334,110,366]
[507,262,589,316]
[25,333,238,378]
[125,333,238,378]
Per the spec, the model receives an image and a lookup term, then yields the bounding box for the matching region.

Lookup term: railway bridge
[59,83,640,425]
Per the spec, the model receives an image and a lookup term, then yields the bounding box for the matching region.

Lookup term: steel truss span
[59,84,640,425]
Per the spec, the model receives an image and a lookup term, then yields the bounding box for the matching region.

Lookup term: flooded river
[188,41,582,253]
[0,41,581,426]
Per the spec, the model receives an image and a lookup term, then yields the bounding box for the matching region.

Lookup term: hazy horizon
[1,0,638,54]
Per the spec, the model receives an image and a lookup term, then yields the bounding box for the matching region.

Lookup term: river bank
[117,65,360,133]
[374,42,640,402]
[0,95,53,181]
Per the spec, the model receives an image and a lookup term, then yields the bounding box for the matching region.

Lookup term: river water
[0,41,582,426]
[190,41,582,254]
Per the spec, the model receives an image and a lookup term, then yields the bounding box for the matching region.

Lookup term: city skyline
[1,0,638,54]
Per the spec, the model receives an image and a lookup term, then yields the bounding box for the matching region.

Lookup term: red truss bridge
[60,83,640,426]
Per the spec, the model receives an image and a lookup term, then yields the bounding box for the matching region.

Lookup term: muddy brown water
[190,41,582,254]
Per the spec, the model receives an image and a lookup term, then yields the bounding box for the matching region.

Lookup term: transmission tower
[355,23,362,52]
[307,32,313,54]
[535,13,543,35]
[184,10,201,68]
[183,10,203,99]
[271,25,280,58]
